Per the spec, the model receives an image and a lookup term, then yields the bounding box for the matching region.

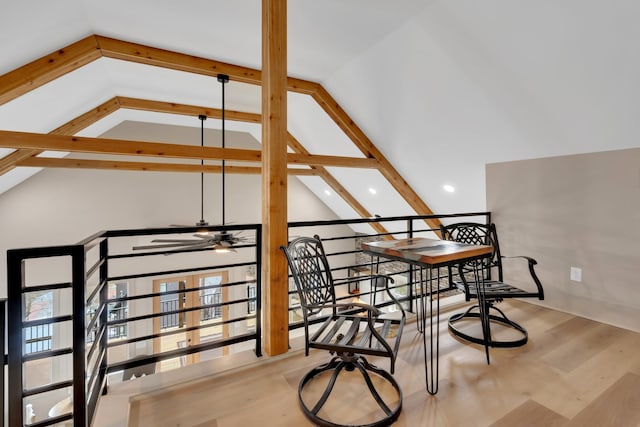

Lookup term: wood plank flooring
[124,301,640,427]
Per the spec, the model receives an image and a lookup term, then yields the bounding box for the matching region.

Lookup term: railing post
[99,238,109,396]
[1,298,5,427]
[72,245,87,427]
[407,218,415,313]
[7,250,24,427]
[255,224,263,357]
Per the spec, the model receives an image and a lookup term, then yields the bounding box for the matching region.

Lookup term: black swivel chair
[440,222,544,355]
[281,235,405,427]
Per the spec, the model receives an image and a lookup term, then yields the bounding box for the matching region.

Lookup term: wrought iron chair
[440,222,544,353]
[281,235,405,427]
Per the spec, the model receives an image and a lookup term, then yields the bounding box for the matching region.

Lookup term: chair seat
[454,280,541,300]
[310,313,403,359]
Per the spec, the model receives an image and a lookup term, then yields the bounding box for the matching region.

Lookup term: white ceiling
[2,0,639,219]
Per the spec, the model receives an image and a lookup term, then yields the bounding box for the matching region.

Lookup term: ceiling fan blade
[133,242,197,250]
[150,238,203,243]
[191,234,213,239]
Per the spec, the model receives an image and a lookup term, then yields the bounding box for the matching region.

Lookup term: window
[25,323,52,354]
[108,282,128,339]
[247,283,256,314]
[200,276,223,321]
[24,291,53,355]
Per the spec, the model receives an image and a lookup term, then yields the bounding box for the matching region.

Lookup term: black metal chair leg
[298,355,402,427]
[448,304,529,350]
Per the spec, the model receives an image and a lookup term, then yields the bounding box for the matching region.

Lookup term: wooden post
[261,0,289,356]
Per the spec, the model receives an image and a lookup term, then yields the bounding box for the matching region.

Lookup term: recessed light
[443,184,455,193]
[368,187,377,195]
[324,189,331,196]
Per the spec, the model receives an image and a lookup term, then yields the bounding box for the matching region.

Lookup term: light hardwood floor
[125,301,640,427]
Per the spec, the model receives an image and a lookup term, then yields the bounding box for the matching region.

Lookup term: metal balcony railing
[3,212,490,427]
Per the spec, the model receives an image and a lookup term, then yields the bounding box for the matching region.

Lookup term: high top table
[361,237,493,394]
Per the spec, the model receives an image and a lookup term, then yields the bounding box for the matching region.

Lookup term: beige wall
[486,148,640,332]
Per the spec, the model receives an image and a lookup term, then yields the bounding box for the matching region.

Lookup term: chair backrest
[440,222,503,281]
[281,235,337,317]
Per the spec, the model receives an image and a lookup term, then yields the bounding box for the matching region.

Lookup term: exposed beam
[118,96,262,124]
[0,97,123,176]
[0,35,101,106]
[18,157,316,176]
[0,34,439,228]
[97,36,262,86]
[0,150,35,176]
[51,97,122,135]
[117,97,261,123]
[287,135,391,237]
[97,36,319,96]
[311,85,442,231]
[0,131,262,162]
[0,130,377,169]
[287,152,378,169]
[3,92,383,235]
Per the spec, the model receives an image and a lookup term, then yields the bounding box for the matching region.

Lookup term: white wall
[323,1,640,216]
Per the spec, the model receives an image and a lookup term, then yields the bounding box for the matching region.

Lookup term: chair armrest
[502,255,537,266]
[336,302,382,316]
[333,274,406,320]
[306,302,382,316]
[501,255,544,299]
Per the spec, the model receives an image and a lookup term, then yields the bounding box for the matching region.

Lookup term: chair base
[448,303,528,348]
[298,354,402,427]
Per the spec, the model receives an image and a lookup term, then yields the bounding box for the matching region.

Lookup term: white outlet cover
[570,267,582,282]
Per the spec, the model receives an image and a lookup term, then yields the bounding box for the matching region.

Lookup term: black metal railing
[2,298,6,427]
[285,212,491,329]
[3,212,490,427]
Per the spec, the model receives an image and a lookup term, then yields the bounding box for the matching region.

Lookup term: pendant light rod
[197,114,208,227]
[218,74,229,227]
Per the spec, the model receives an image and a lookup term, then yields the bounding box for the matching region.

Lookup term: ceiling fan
[133,74,252,253]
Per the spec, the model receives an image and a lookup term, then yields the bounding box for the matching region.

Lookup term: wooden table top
[361,237,493,267]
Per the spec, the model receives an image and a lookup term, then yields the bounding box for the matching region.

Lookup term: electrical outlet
[570,267,582,282]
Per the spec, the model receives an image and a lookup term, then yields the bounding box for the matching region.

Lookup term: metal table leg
[420,266,441,395]
[472,259,491,364]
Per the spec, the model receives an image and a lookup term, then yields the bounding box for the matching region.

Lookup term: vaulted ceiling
[2,0,639,222]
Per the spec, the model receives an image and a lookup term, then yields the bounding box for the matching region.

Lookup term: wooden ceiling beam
[0,149,37,176]
[0,35,101,106]
[0,97,123,176]
[287,152,378,169]
[0,130,378,168]
[97,36,320,96]
[287,134,391,237]
[17,156,316,176]
[0,130,262,162]
[51,97,122,135]
[117,97,261,123]
[0,35,317,108]
[311,85,442,231]
[0,34,439,226]
[97,35,262,85]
